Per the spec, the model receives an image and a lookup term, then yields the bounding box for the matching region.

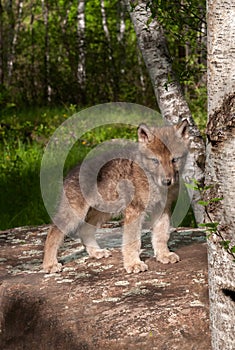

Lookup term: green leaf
[230,246,235,254]
[199,222,219,228]
[185,183,199,190]
[209,197,223,203]
[192,179,200,185]
[197,200,209,206]
[220,240,230,250]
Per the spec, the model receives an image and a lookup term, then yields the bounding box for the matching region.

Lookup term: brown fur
[43,120,189,273]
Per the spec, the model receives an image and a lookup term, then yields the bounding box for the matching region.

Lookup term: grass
[0,140,48,228]
[0,106,72,229]
[0,106,139,229]
[0,101,206,230]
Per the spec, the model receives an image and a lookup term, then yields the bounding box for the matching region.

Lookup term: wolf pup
[43,120,189,274]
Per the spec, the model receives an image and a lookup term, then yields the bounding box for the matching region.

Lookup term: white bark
[58,2,73,72]
[29,1,36,99]
[206,1,235,349]
[0,0,3,84]
[100,0,110,41]
[126,0,206,224]
[41,0,51,103]
[7,0,23,83]
[117,0,126,42]
[77,0,86,92]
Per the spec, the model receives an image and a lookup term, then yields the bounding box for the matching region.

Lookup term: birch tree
[100,0,110,41]
[7,0,23,84]
[206,0,235,348]
[29,1,36,101]
[41,0,51,103]
[77,0,86,103]
[99,0,118,100]
[126,0,206,223]
[0,0,3,84]
[117,0,125,43]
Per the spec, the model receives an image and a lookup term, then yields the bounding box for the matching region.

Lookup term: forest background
[0,0,207,229]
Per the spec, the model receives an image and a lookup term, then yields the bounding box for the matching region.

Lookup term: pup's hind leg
[43,225,65,273]
[43,201,89,273]
[79,209,111,259]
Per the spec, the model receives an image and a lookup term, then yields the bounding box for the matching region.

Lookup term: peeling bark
[125,0,206,223]
[206,1,235,348]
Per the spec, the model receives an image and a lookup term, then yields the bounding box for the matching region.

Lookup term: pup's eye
[151,158,159,165]
[172,157,181,163]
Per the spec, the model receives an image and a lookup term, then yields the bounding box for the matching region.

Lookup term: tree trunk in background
[100,0,118,100]
[29,1,36,101]
[41,0,51,103]
[7,0,23,84]
[117,0,125,43]
[77,0,86,104]
[206,1,235,348]
[0,0,3,84]
[100,0,110,41]
[126,0,206,224]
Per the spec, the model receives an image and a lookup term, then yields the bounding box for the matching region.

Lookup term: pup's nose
[162,178,172,186]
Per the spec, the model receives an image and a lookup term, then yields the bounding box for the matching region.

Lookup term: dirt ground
[0,224,211,350]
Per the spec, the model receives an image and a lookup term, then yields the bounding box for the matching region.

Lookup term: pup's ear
[174,119,189,140]
[138,124,154,143]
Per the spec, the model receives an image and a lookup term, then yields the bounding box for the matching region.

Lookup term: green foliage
[0,107,138,229]
[0,0,206,116]
[0,0,156,108]
[0,140,48,228]
[186,86,207,133]
[0,108,68,229]
[149,0,207,130]
[186,180,235,261]
[150,0,206,82]
[0,0,208,229]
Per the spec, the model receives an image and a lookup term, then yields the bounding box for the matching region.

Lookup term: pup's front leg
[122,209,148,273]
[152,211,180,264]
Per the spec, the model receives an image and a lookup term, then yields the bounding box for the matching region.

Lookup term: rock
[0,224,211,349]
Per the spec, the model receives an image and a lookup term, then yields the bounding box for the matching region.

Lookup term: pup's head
[137,120,189,188]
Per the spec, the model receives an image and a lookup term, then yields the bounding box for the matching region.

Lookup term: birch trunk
[126,0,206,224]
[59,1,75,82]
[206,1,235,348]
[77,0,86,103]
[100,0,118,100]
[100,0,110,41]
[0,0,3,84]
[117,0,126,43]
[7,0,23,84]
[29,1,36,101]
[41,0,51,103]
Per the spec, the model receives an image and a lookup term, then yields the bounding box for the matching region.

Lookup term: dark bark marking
[222,288,235,303]
[207,93,235,144]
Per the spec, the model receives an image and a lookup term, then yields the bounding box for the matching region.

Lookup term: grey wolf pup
[43,120,189,274]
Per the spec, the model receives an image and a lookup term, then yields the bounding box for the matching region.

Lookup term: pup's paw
[42,261,63,273]
[157,252,180,264]
[87,247,111,259]
[124,260,148,274]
